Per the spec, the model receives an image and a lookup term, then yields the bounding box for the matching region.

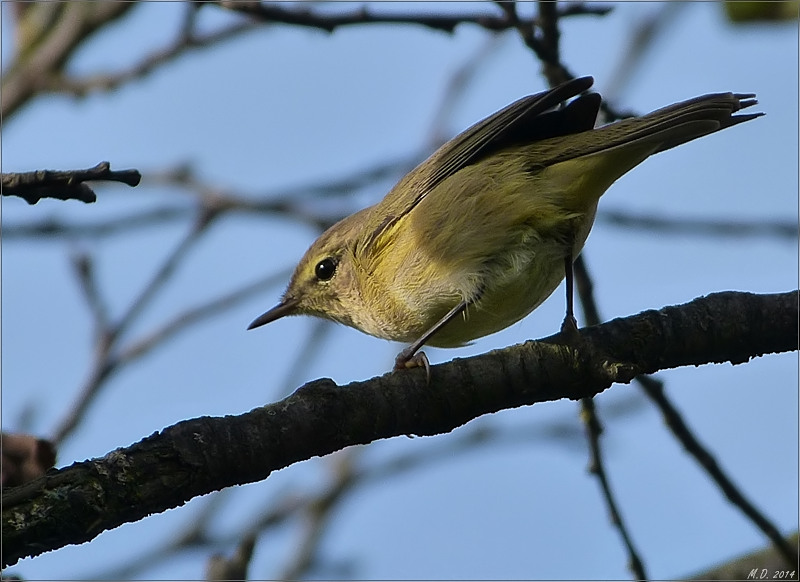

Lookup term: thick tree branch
[2,290,797,567]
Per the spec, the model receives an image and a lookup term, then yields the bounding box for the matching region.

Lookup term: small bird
[248,76,761,372]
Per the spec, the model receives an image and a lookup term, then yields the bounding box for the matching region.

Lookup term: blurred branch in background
[5,168,795,243]
[639,373,797,567]
[218,0,611,35]
[521,4,649,578]
[574,260,798,569]
[1,1,609,119]
[52,233,292,446]
[2,2,135,118]
[205,532,257,582]
[580,395,648,579]
[37,5,262,101]
[0,157,416,240]
[602,3,687,105]
[597,210,798,240]
[426,33,507,148]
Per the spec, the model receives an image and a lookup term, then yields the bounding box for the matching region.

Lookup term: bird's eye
[314,257,337,281]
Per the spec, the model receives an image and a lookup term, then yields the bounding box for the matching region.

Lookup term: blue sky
[2,2,797,579]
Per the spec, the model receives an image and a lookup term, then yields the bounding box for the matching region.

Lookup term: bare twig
[576,257,648,580]
[2,1,607,119]
[638,374,799,568]
[1,155,419,240]
[2,2,256,115]
[535,1,567,86]
[505,1,574,87]
[574,259,798,569]
[218,1,610,37]
[115,212,213,337]
[580,398,649,579]
[219,1,516,34]
[558,3,613,18]
[1,162,141,205]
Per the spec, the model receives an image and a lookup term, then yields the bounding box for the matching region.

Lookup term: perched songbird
[248,76,762,370]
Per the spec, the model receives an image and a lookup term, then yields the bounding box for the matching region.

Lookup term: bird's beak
[247,297,299,330]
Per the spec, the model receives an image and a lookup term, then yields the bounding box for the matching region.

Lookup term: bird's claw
[394,349,431,384]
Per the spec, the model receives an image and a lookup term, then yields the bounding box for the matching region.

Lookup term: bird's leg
[560,252,580,340]
[395,299,470,381]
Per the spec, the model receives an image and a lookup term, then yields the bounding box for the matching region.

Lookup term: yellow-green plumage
[248,76,761,354]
